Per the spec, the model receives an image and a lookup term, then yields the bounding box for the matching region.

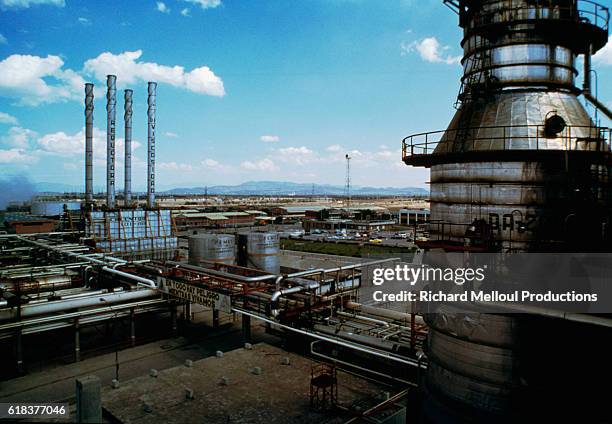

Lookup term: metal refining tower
[401,1,611,422]
[404,0,611,253]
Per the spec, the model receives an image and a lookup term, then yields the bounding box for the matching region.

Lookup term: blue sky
[0,0,610,190]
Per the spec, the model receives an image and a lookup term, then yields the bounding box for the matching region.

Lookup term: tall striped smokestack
[147,82,157,209]
[106,75,117,209]
[124,89,133,207]
[84,83,94,208]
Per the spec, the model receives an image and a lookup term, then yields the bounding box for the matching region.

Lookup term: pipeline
[234,307,419,367]
[0,288,159,321]
[101,266,157,289]
[310,340,416,387]
[0,298,166,332]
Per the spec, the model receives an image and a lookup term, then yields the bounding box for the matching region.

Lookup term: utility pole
[344,154,351,211]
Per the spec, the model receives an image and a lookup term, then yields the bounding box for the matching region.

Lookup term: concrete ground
[0,306,279,415]
[102,343,387,424]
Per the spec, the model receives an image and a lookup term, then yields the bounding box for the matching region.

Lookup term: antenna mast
[344,154,351,210]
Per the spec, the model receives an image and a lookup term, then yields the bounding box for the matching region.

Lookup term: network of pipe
[0,231,426,378]
[84,76,158,211]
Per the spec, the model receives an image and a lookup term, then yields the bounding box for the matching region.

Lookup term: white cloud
[0,148,36,163]
[275,146,315,165]
[180,8,190,16]
[164,131,178,138]
[0,33,7,45]
[402,37,461,65]
[260,135,280,143]
[240,158,277,172]
[78,17,91,25]
[202,158,219,167]
[593,36,612,66]
[84,50,225,97]
[156,1,170,13]
[1,126,35,147]
[36,127,141,160]
[0,54,84,106]
[0,112,18,125]
[0,0,64,9]
[201,158,232,172]
[326,144,342,152]
[183,0,221,10]
[159,161,193,171]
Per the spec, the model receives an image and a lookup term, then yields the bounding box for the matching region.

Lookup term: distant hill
[30,180,428,196]
[162,181,428,196]
[35,182,85,193]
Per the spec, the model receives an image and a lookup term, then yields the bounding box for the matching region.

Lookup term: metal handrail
[470,0,609,32]
[402,124,612,159]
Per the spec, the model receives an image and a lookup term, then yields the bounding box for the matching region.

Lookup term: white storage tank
[237,232,280,274]
[31,200,81,217]
[188,233,236,267]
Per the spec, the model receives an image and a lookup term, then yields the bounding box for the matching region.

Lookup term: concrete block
[216,351,224,358]
[75,375,101,423]
[251,366,262,375]
[244,343,253,350]
[219,376,229,386]
[111,379,120,389]
[149,369,158,378]
[184,359,193,367]
[143,403,153,413]
[185,388,195,400]
[281,356,290,365]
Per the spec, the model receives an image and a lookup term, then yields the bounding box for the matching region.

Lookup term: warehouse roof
[175,212,229,220]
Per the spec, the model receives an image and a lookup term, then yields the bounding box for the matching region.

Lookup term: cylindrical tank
[237,232,280,274]
[31,201,81,217]
[401,1,611,422]
[403,0,612,252]
[188,234,236,267]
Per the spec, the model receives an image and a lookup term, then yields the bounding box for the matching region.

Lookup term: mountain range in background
[32,180,428,196]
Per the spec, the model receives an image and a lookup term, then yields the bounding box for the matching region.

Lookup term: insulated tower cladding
[403,0,611,252]
[147,82,157,209]
[106,75,117,209]
[84,83,94,208]
[402,1,611,422]
[124,89,133,207]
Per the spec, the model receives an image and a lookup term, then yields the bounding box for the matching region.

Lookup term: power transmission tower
[344,154,351,210]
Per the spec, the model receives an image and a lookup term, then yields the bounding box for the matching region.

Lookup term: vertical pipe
[171,304,177,335]
[147,82,157,209]
[106,75,117,209]
[185,302,192,322]
[75,318,81,362]
[84,83,94,208]
[130,307,136,347]
[213,309,220,328]
[242,314,252,343]
[15,329,23,374]
[583,44,592,95]
[124,89,133,207]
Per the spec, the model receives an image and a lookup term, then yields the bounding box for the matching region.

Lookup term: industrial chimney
[84,83,94,208]
[106,75,117,209]
[124,89,133,207]
[147,82,157,209]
